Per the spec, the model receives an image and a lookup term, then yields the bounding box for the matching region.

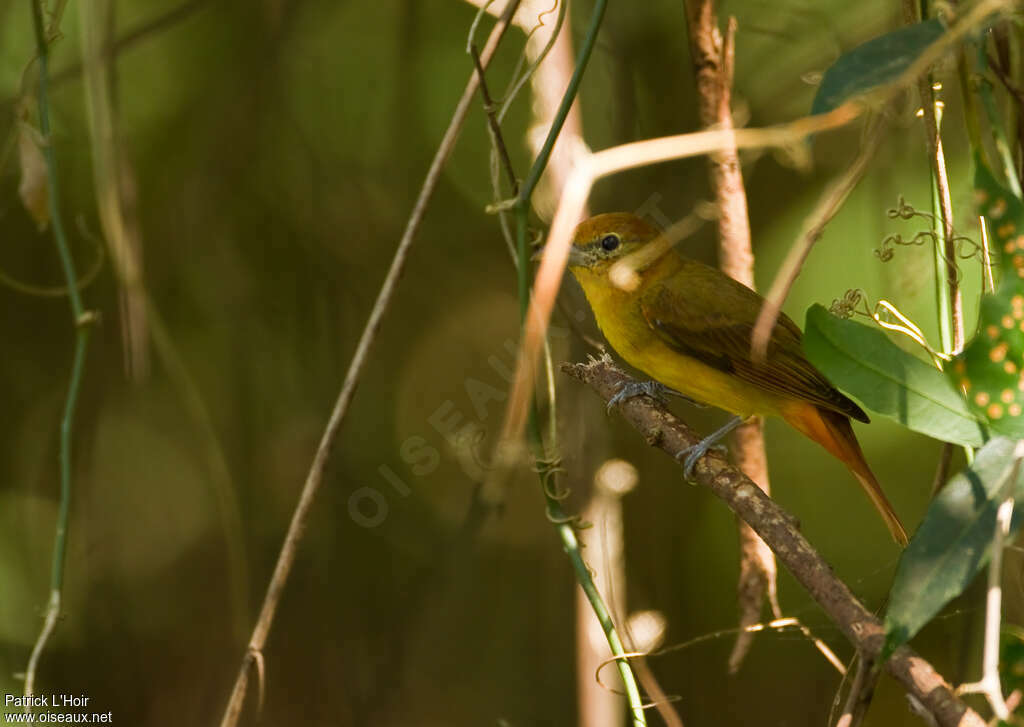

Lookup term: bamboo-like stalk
[503,0,647,722]
[23,0,96,704]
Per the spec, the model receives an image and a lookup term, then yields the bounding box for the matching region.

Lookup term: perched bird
[563,212,908,546]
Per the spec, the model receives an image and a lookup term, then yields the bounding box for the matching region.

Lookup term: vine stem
[501,0,647,722]
[24,0,95,704]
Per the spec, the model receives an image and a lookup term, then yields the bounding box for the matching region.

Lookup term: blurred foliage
[0,0,1014,725]
[811,17,946,114]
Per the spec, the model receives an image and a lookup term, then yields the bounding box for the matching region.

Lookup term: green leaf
[883,438,1024,659]
[947,158,1024,438]
[811,19,946,115]
[803,305,986,447]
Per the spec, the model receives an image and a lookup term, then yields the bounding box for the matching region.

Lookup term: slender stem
[217,3,523,724]
[903,0,964,354]
[507,0,645,722]
[925,90,964,352]
[928,111,954,354]
[516,0,607,208]
[24,0,94,701]
[471,43,519,196]
[834,654,877,727]
[473,36,639,718]
[496,0,569,126]
[752,116,885,356]
[30,7,83,322]
[528,417,647,726]
[683,1,777,672]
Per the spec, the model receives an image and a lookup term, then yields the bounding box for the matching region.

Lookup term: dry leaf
[18,123,49,231]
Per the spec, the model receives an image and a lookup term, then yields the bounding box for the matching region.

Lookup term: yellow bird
[564,212,908,546]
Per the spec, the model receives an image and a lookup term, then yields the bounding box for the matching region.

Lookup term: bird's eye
[600,234,620,252]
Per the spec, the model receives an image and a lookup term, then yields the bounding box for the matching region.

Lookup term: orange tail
[781,404,909,547]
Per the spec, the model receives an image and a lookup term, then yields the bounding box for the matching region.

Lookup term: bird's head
[565,213,661,273]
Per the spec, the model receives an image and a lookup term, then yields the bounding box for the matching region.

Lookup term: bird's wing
[638,261,868,422]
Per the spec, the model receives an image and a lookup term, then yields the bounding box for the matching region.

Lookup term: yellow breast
[571,266,787,418]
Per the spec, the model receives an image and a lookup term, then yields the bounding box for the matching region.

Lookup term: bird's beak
[531,245,586,267]
[566,246,586,267]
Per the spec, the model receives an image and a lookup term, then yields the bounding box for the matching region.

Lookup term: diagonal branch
[216,2,523,724]
[562,356,985,727]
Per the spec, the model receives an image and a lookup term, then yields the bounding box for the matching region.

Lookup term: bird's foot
[674,416,744,479]
[607,380,699,414]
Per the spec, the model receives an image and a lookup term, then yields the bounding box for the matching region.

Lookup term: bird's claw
[673,415,744,479]
[607,380,696,414]
[675,441,728,479]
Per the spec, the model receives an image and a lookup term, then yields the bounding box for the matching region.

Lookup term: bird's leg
[606,379,703,414]
[675,416,745,479]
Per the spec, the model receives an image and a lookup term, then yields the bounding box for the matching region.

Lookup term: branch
[562,356,986,727]
[216,2,523,724]
[683,1,779,672]
[833,654,877,727]
[900,0,964,353]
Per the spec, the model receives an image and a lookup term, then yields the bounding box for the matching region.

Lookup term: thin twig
[482,1,570,263]
[834,654,878,727]
[471,43,519,195]
[751,115,886,358]
[492,0,647,721]
[563,356,985,727]
[683,1,779,672]
[900,0,964,352]
[473,16,644,719]
[216,2,523,724]
[23,0,95,703]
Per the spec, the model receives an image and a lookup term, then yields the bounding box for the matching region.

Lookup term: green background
[0,0,1003,724]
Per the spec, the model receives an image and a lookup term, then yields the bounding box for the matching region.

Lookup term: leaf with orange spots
[948,160,1024,438]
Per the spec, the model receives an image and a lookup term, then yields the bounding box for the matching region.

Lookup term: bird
[561,211,908,546]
